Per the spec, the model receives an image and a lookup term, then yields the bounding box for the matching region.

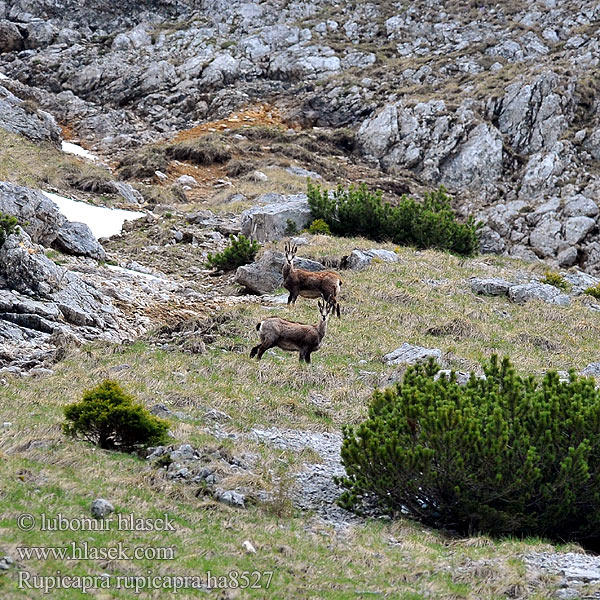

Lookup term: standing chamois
[282,242,343,318]
[250,300,335,363]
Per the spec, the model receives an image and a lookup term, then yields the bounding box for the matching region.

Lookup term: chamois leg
[299,350,311,364]
[256,341,275,360]
[287,292,298,305]
[336,301,341,319]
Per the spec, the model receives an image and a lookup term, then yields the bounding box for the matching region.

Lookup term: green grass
[2,236,600,598]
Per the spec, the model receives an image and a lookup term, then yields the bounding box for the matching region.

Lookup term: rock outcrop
[240,194,312,243]
[0,182,105,260]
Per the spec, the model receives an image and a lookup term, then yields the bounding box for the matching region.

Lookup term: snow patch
[106,265,164,282]
[42,191,144,239]
[0,73,9,81]
[61,141,100,162]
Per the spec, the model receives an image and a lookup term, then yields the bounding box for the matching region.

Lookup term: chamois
[250,300,334,363]
[282,242,343,318]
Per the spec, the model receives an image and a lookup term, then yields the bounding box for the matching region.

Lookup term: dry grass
[0,130,113,193]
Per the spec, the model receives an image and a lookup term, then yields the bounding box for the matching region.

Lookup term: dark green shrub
[307,181,480,256]
[63,380,169,451]
[0,212,18,247]
[541,271,570,291]
[338,356,600,544]
[285,219,298,235]
[307,219,331,235]
[205,234,260,271]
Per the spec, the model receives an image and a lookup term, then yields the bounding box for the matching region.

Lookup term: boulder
[0,230,117,328]
[240,194,312,242]
[110,181,144,205]
[382,343,443,366]
[346,248,399,270]
[582,363,600,378]
[494,71,571,153]
[564,216,595,245]
[529,214,562,257]
[508,282,570,306]
[0,20,23,52]
[0,85,62,145]
[563,271,600,295]
[55,221,106,261]
[557,247,578,268]
[234,250,326,293]
[440,122,503,187]
[478,227,506,254]
[0,182,65,246]
[563,194,599,218]
[91,499,114,519]
[357,103,399,159]
[0,182,106,259]
[469,277,513,296]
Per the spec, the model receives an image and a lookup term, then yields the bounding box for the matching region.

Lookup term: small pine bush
[285,219,299,235]
[0,212,18,247]
[205,234,260,271]
[541,271,570,291]
[584,284,600,299]
[307,181,479,256]
[338,356,600,544]
[307,219,331,235]
[63,380,169,451]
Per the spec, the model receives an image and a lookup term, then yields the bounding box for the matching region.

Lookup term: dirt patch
[172,104,293,142]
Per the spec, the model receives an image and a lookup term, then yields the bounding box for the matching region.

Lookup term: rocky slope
[0,0,599,271]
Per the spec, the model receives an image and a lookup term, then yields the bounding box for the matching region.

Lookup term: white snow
[61,141,100,162]
[0,73,9,81]
[42,191,144,239]
[106,265,164,282]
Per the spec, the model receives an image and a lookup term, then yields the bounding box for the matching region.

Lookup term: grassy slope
[0,130,111,192]
[1,236,599,599]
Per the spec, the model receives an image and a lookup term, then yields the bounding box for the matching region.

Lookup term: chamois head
[284,241,297,266]
[318,299,335,322]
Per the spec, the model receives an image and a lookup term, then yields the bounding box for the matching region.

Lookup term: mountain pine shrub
[338,356,600,544]
[307,218,331,235]
[205,234,260,271]
[0,212,18,247]
[307,181,479,256]
[63,380,169,451]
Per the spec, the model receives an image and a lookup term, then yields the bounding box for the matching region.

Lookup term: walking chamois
[250,299,335,363]
[282,242,343,318]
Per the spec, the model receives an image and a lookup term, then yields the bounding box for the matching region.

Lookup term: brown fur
[250,300,334,363]
[282,242,343,318]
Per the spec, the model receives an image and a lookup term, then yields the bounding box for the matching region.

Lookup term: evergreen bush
[307,219,331,235]
[205,234,260,271]
[63,380,169,451]
[307,181,479,256]
[338,356,600,543]
[0,212,18,247]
